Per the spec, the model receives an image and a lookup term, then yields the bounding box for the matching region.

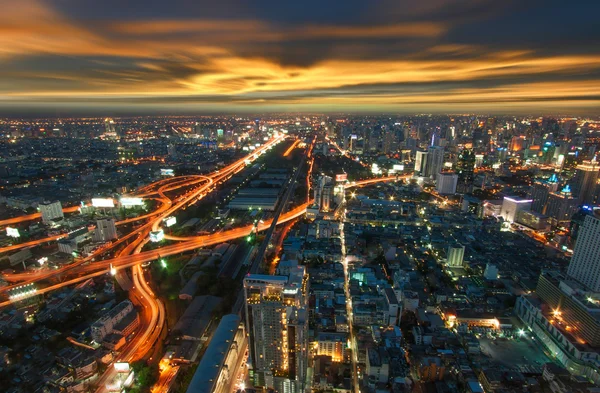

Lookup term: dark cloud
[0,0,598,114]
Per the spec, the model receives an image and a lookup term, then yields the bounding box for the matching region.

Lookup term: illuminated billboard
[160,169,174,177]
[393,164,404,171]
[114,362,130,373]
[335,173,348,182]
[120,197,144,207]
[163,216,177,227]
[91,198,115,208]
[6,227,20,238]
[371,163,382,175]
[149,230,164,242]
[351,134,358,140]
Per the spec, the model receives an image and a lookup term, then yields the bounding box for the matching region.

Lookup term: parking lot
[479,335,552,373]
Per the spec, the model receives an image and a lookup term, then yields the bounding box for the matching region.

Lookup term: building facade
[244,268,309,393]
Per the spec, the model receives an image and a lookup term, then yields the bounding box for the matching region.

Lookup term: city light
[518,329,525,336]
[160,259,167,268]
[91,198,115,208]
[6,227,20,238]
[120,197,144,207]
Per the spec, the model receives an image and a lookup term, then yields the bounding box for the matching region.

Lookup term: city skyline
[1,0,599,115]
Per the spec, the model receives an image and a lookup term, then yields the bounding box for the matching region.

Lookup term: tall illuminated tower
[572,158,599,205]
[244,267,309,393]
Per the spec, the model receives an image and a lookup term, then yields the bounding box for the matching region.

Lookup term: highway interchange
[0,134,407,392]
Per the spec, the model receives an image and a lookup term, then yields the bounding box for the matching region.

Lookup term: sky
[0,0,599,116]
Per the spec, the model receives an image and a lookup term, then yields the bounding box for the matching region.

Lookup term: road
[339,212,360,393]
[0,147,406,391]
[0,175,212,256]
[0,205,81,228]
[1,136,284,284]
[92,135,286,391]
[0,174,407,305]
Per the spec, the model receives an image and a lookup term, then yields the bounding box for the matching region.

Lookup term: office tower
[436,172,458,195]
[39,200,64,224]
[572,159,599,205]
[529,174,559,214]
[426,146,445,179]
[455,149,475,194]
[94,218,118,242]
[446,244,465,267]
[567,208,600,291]
[501,196,532,223]
[414,150,428,177]
[546,185,579,226]
[244,268,309,393]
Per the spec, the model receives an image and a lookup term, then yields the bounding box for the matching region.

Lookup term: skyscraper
[546,185,579,227]
[567,208,600,291]
[426,146,445,179]
[455,149,475,194]
[414,150,428,177]
[244,267,309,393]
[529,174,559,214]
[446,244,465,267]
[572,158,599,205]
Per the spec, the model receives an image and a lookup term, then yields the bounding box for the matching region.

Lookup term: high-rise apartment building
[39,200,64,224]
[567,208,600,291]
[446,244,465,267]
[244,267,309,393]
[414,150,428,177]
[426,146,445,179]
